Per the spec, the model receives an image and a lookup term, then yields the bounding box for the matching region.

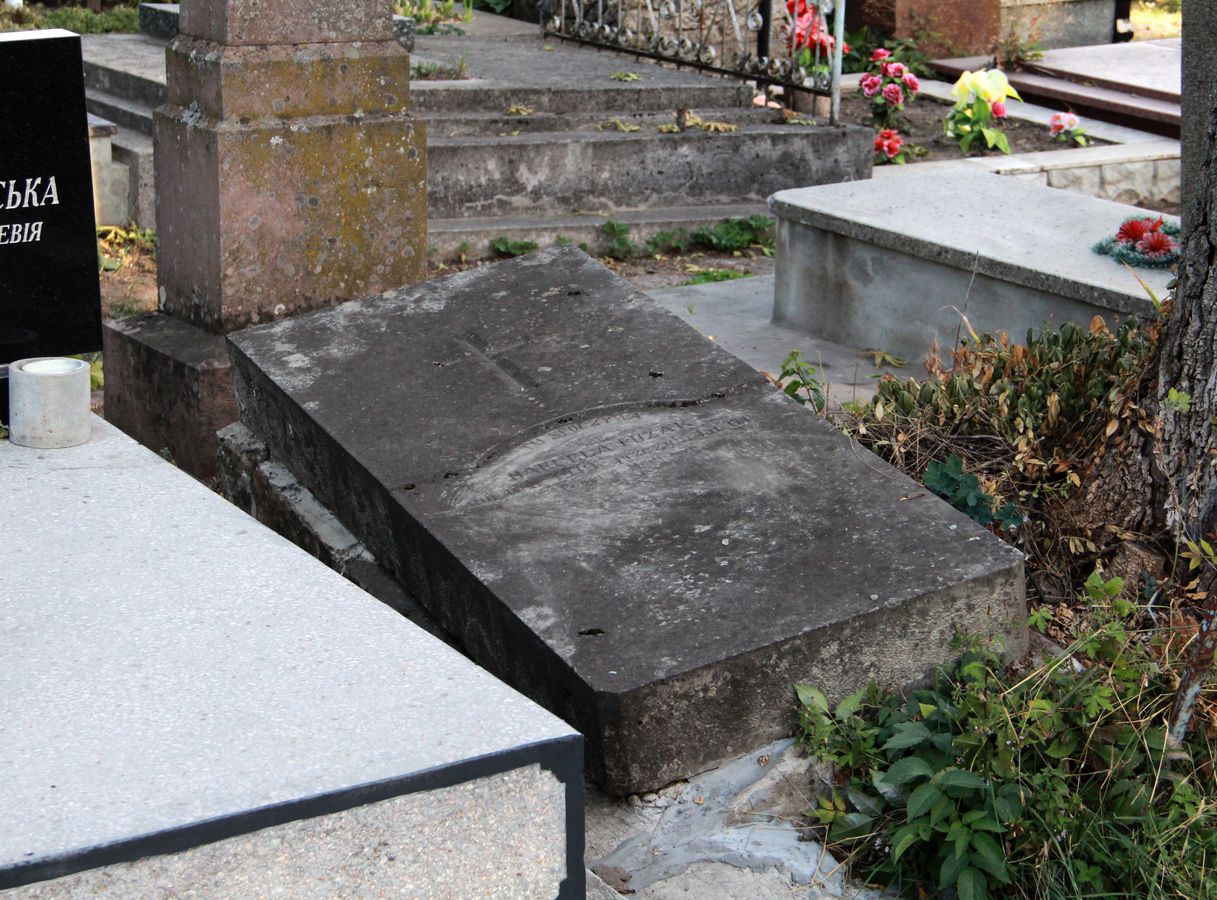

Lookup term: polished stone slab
[228,247,1026,795]
[0,417,581,894]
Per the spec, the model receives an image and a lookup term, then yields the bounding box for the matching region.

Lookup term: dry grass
[1132,0,1182,41]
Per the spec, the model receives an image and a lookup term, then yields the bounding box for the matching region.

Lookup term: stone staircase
[80,10,871,259]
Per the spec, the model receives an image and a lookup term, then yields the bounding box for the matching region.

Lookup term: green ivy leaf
[890,821,926,862]
[937,768,988,791]
[795,683,829,712]
[882,756,935,785]
[970,832,1011,883]
[957,865,988,900]
[883,721,932,751]
[906,781,943,818]
[939,850,968,890]
[835,689,865,720]
[845,785,886,817]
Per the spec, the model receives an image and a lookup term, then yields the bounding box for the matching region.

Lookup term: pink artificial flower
[1136,230,1177,257]
[882,61,906,80]
[860,73,882,97]
[901,72,920,93]
[870,48,891,62]
[992,101,1007,118]
[882,82,905,106]
[1048,111,1080,136]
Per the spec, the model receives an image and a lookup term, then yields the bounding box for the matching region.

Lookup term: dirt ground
[840,92,1106,163]
[100,248,776,323]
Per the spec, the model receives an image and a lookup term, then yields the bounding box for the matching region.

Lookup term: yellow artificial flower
[951,70,974,105]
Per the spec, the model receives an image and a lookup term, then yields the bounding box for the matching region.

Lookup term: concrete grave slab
[0,418,581,895]
[228,247,1026,795]
[770,172,1176,361]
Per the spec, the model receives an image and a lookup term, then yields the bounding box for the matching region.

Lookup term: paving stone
[228,247,1026,795]
[1100,161,1158,205]
[1047,164,1103,196]
[0,417,582,894]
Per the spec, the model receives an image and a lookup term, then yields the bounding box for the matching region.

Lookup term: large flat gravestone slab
[0,30,102,422]
[0,417,581,895]
[229,248,1026,794]
[771,172,1176,362]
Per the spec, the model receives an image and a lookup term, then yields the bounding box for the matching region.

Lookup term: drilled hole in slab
[578,627,606,636]
[400,483,416,491]
[650,370,664,378]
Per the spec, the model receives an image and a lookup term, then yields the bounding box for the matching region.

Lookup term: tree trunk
[1158,72,1217,545]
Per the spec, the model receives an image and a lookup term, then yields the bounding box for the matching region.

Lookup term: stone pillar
[1182,0,1217,237]
[104,0,426,478]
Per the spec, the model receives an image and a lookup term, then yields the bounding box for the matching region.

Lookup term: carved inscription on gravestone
[0,29,101,418]
[450,407,753,510]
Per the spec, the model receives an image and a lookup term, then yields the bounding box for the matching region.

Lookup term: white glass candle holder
[7,357,91,449]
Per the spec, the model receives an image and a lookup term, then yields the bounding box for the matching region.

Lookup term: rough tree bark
[1159,71,1217,742]
[1158,76,1217,545]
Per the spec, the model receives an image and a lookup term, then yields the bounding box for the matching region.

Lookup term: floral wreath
[1092,216,1181,269]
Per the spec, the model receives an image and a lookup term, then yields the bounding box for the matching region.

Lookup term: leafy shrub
[800,571,1217,899]
[688,215,774,253]
[844,315,1157,576]
[679,267,749,286]
[43,5,139,33]
[923,455,1022,531]
[601,220,638,260]
[489,236,537,257]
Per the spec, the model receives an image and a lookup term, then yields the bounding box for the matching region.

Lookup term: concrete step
[0,417,583,896]
[111,126,155,228]
[930,55,1180,138]
[81,34,167,108]
[85,87,155,137]
[426,124,870,218]
[410,77,752,116]
[424,106,781,137]
[426,202,770,261]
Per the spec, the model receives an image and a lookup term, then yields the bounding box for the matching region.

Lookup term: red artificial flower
[1136,230,1176,257]
[1116,217,1159,244]
[881,83,905,106]
[860,73,882,97]
[874,129,903,159]
[992,101,1007,118]
[882,61,906,79]
[871,48,891,62]
[901,72,920,93]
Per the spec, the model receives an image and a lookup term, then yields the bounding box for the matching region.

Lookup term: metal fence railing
[543,0,847,122]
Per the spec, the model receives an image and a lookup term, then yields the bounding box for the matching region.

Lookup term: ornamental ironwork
[542,0,846,120]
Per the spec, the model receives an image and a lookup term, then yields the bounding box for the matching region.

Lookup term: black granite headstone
[229,248,1026,794]
[0,30,102,424]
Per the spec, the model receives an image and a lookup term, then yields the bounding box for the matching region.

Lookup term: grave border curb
[0,734,585,897]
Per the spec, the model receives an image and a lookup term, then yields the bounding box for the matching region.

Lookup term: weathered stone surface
[102,312,236,479]
[179,0,393,46]
[228,247,1026,795]
[155,105,426,333]
[138,2,179,40]
[215,421,451,641]
[771,172,1175,361]
[164,37,412,119]
[155,35,426,334]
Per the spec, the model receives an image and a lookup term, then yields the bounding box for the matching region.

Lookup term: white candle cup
[7,357,92,449]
